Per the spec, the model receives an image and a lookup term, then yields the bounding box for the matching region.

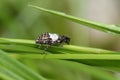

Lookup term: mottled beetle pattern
[36,32,70,51]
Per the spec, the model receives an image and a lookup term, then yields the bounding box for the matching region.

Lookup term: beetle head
[61,35,70,44]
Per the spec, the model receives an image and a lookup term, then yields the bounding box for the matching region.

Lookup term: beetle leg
[42,44,51,54]
[38,44,42,49]
[42,38,52,54]
[44,44,50,51]
[59,43,63,47]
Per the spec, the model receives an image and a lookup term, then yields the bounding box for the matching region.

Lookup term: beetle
[36,32,70,51]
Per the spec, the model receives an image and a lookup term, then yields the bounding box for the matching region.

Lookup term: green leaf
[0,50,46,80]
[0,44,42,53]
[0,38,34,45]
[29,5,120,35]
[10,53,120,68]
[0,66,24,80]
[51,45,119,54]
[1,38,120,71]
[11,54,120,60]
[0,38,119,54]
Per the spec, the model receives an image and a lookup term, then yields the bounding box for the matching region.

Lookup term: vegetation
[0,1,120,80]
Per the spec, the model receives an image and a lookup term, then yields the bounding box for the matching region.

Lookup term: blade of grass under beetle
[29,5,120,35]
[0,50,46,80]
[11,54,120,67]
[0,38,120,54]
[11,53,120,60]
[0,44,42,53]
[47,45,120,54]
[0,38,34,44]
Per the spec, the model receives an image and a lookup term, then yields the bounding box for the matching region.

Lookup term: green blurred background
[1,0,120,80]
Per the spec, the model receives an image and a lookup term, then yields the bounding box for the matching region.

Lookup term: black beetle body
[36,32,70,51]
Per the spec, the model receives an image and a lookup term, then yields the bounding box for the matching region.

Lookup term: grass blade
[0,66,24,80]
[1,38,120,70]
[0,38,119,54]
[11,54,120,60]
[29,5,120,35]
[0,38,34,45]
[0,50,46,80]
[10,53,120,68]
[0,44,42,53]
